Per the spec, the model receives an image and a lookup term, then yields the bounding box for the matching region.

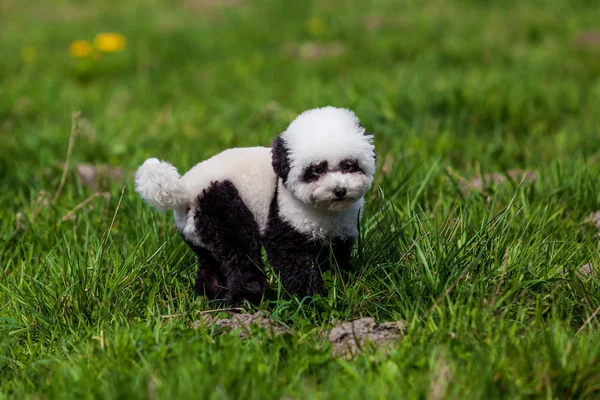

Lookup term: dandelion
[70,40,94,58]
[306,17,325,36]
[21,45,37,63]
[93,32,126,53]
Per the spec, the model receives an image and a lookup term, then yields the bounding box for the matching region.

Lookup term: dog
[135,106,376,305]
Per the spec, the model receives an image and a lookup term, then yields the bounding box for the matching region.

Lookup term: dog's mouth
[310,197,355,211]
[307,187,362,211]
[329,198,357,211]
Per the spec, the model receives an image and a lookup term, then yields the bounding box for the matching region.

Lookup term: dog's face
[272,107,376,212]
[292,156,374,211]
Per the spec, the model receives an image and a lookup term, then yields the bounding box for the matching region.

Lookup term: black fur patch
[302,161,328,183]
[263,184,357,298]
[271,136,291,182]
[186,240,227,299]
[193,180,266,306]
[338,159,362,174]
[316,237,355,273]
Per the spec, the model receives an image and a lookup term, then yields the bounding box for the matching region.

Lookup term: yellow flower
[93,32,126,53]
[306,17,325,36]
[21,45,37,63]
[70,40,94,58]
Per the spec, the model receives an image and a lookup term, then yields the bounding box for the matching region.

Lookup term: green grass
[2,0,600,398]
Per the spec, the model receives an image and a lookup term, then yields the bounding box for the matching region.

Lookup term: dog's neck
[276,179,362,241]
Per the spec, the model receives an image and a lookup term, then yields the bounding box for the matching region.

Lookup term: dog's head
[271,107,376,212]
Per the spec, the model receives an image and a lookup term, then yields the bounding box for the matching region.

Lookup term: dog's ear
[361,127,377,162]
[271,135,291,182]
[371,139,377,163]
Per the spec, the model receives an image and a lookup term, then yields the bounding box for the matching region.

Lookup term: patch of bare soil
[578,263,595,279]
[428,356,453,400]
[194,313,407,356]
[283,41,345,61]
[76,163,124,191]
[585,211,600,230]
[574,30,600,48]
[459,169,537,194]
[363,14,383,31]
[328,317,406,358]
[184,0,245,12]
[193,311,290,338]
[580,211,600,279]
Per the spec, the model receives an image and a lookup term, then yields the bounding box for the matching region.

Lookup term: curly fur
[135,106,376,305]
[195,181,266,305]
[263,186,356,297]
[135,158,189,211]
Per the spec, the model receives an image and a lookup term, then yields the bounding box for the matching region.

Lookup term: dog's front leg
[315,237,355,272]
[264,237,327,298]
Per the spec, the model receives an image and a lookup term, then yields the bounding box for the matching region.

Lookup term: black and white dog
[135,106,376,305]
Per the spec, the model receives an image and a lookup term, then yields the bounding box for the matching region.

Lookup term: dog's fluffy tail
[135,158,189,211]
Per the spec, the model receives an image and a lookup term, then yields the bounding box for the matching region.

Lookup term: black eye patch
[302,161,328,182]
[339,159,362,174]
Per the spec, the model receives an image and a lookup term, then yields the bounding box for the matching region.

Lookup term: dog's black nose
[333,187,347,198]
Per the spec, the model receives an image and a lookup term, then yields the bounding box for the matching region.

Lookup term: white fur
[279,106,375,219]
[135,158,189,211]
[283,106,375,177]
[135,106,375,247]
[277,180,363,240]
[310,171,373,211]
[136,147,276,246]
[176,147,276,236]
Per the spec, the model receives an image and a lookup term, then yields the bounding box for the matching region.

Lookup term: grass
[2,0,600,398]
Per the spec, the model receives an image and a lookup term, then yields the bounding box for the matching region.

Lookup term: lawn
[2,0,600,398]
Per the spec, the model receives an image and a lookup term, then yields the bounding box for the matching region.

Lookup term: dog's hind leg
[194,181,266,306]
[186,242,227,300]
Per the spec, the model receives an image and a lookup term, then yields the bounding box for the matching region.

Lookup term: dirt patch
[574,30,600,48]
[328,317,406,358]
[15,212,26,231]
[578,263,595,279]
[184,0,245,12]
[284,41,345,61]
[194,313,406,356]
[428,355,453,400]
[76,163,125,191]
[381,153,394,176]
[460,169,537,194]
[448,169,538,197]
[582,212,600,274]
[585,211,600,230]
[363,14,383,31]
[193,311,290,338]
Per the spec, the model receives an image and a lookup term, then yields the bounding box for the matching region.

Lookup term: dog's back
[179,147,276,234]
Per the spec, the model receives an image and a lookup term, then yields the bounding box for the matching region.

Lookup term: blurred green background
[2,0,599,181]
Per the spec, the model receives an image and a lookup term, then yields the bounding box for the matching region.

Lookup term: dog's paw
[307,285,328,299]
[290,268,327,299]
[226,274,266,306]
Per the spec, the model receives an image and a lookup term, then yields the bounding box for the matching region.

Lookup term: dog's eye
[339,159,361,173]
[312,162,327,175]
[302,162,328,182]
